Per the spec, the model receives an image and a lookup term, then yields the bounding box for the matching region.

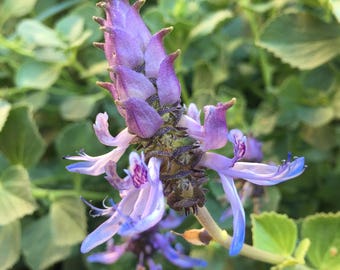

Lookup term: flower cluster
[65,0,306,265]
[86,208,207,269]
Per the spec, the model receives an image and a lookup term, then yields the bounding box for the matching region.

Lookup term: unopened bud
[173,228,212,246]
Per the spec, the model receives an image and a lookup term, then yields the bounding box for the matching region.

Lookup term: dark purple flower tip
[127,152,148,188]
[123,97,164,138]
[228,129,247,163]
[145,27,174,78]
[156,50,181,106]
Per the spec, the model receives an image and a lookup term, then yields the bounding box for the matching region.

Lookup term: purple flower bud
[123,97,164,138]
[243,134,263,162]
[157,50,181,106]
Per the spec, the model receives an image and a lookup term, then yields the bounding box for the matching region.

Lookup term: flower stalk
[196,206,287,265]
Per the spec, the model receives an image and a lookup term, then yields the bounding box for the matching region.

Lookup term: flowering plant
[0,0,339,269]
[65,0,307,267]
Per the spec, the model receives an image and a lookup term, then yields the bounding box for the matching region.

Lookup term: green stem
[196,206,286,265]
[240,2,272,92]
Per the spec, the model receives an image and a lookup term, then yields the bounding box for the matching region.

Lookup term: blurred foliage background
[0,0,339,269]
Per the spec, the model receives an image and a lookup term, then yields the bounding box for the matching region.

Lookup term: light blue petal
[87,242,128,264]
[227,157,305,185]
[219,174,245,256]
[154,233,207,268]
[81,213,122,253]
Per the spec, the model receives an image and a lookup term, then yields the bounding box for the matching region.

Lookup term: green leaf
[55,15,84,43]
[330,0,340,23]
[15,59,61,90]
[301,212,340,270]
[251,103,278,136]
[0,106,46,168]
[297,106,334,127]
[55,121,106,157]
[333,89,340,119]
[22,215,72,270]
[258,13,340,69]
[50,196,87,246]
[0,99,11,132]
[0,0,37,24]
[59,94,103,121]
[16,19,65,48]
[0,166,37,225]
[251,212,297,256]
[257,186,281,212]
[189,10,233,40]
[300,125,336,151]
[0,220,21,270]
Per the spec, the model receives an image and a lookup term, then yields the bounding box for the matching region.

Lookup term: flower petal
[154,232,207,268]
[93,114,135,146]
[124,97,164,138]
[116,65,156,101]
[178,114,204,141]
[186,103,201,123]
[104,161,132,190]
[198,152,235,171]
[81,188,141,253]
[111,29,144,69]
[159,210,185,230]
[226,157,305,185]
[156,50,181,106]
[219,174,245,256]
[201,102,232,151]
[125,1,152,48]
[228,129,247,162]
[87,241,129,264]
[145,27,173,78]
[66,146,128,176]
[119,157,165,236]
[243,134,263,162]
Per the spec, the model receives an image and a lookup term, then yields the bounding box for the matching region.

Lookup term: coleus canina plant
[65,0,306,267]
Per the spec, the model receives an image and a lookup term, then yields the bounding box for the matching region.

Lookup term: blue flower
[80,152,165,253]
[180,104,306,256]
[87,211,207,269]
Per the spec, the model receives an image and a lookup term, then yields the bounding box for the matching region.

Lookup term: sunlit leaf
[16,19,65,48]
[251,103,278,136]
[59,94,103,121]
[0,0,37,24]
[0,99,11,132]
[0,106,46,167]
[189,10,233,40]
[297,106,334,127]
[251,212,297,256]
[50,196,87,246]
[258,13,340,69]
[15,59,61,90]
[55,121,106,157]
[0,220,21,270]
[22,215,72,270]
[0,166,37,225]
[55,15,84,43]
[330,0,340,22]
[301,212,340,270]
